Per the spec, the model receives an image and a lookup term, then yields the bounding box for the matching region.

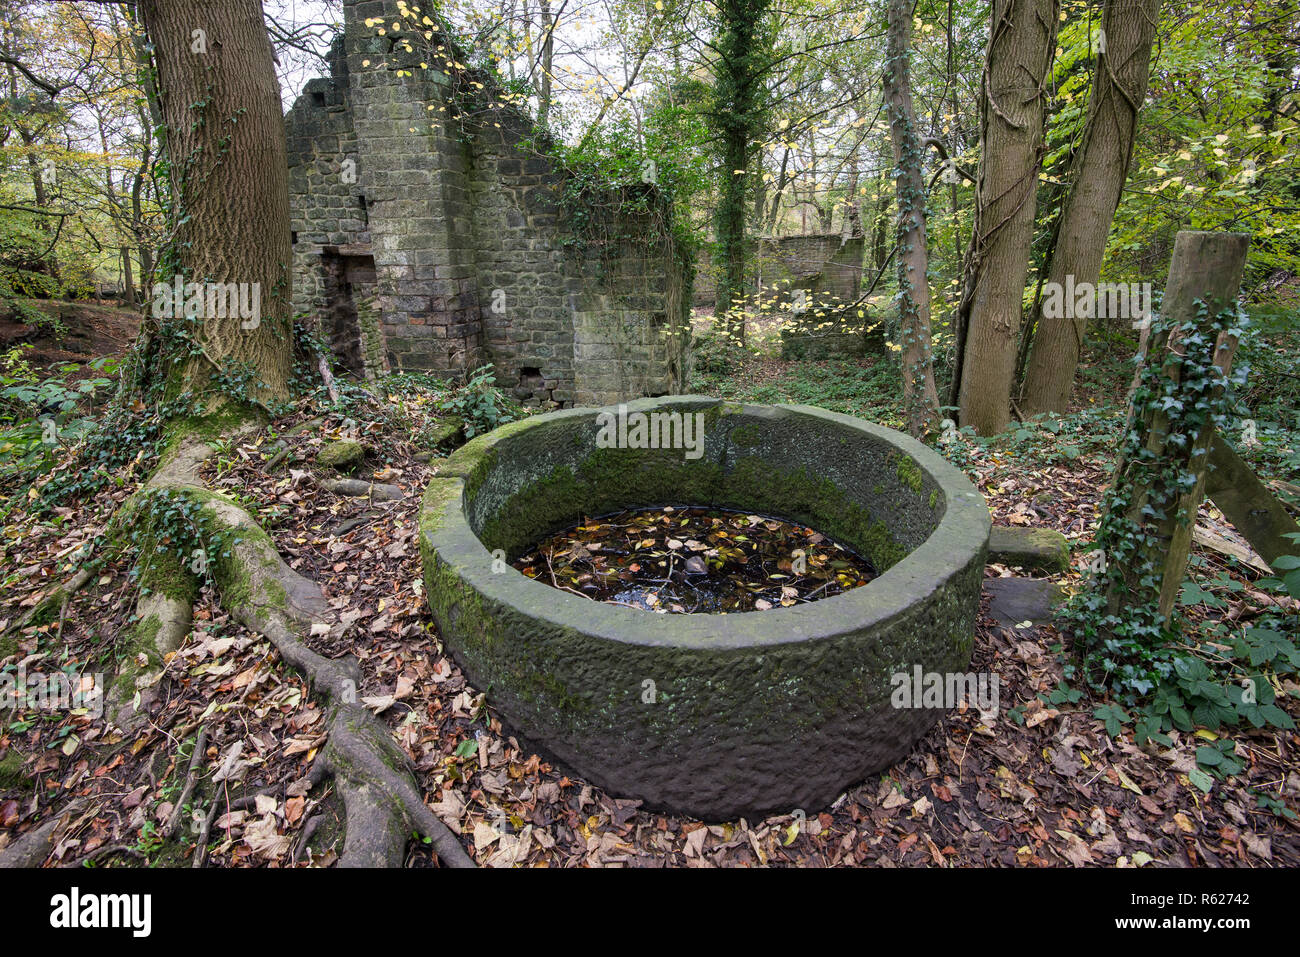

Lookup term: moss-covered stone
[895,452,924,496]
[425,417,464,450]
[316,439,365,471]
[988,526,1070,574]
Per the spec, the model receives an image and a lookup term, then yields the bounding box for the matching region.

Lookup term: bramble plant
[435,365,518,439]
[0,346,118,483]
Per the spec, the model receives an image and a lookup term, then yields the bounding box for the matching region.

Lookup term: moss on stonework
[425,417,464,450]
[464,436,907,572]
[725,457,907,571]
[417,400,989,817]
[422,555,589,720]
[475,447,725,558]
[729,423,761,448]
[895,453,924,496]
[419,478,463,539]
[439,430,513,501]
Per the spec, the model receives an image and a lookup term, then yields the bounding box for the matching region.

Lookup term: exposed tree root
[2,567,93,640]
[164,725,209,840]
[112,432,474,868]
[107,588,194,729]
[0,801,87,869]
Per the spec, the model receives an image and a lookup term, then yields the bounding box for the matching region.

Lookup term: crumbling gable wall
[285,0,690,407]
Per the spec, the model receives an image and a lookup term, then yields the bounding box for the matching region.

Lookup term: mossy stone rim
[422,397,989,651]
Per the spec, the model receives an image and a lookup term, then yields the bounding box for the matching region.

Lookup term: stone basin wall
[420,397,991,819]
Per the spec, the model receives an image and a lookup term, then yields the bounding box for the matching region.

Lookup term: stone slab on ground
[983,576,1064,627]
[988,526,1070,573]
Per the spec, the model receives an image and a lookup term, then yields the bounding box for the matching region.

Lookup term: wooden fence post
[1205,434,1300,569]
[1104,230,1250,620]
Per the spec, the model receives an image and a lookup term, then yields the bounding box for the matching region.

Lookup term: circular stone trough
[419,396,991,820]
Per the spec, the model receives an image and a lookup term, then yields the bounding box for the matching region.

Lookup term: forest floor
[0,304,1297,867]
[0,298,139,367]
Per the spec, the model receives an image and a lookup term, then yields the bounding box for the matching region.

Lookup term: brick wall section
[570,209,690,407]
[285,0,690,406]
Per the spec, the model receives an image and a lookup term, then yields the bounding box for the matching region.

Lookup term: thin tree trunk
[1020,0,1161,414]
[844,163,863,239]
[954,0,1059,435]
[536,0,555,125]
[883,0,940,437]
[124,3,159,287]
[872,164,890,272]
[766,145,790,232]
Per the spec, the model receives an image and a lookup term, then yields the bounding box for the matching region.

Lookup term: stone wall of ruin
[285,0,690,407]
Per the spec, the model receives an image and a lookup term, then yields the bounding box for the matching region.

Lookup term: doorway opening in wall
[320,246,377,378]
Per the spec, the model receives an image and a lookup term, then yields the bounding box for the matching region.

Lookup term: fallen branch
[317,477,405,502]
[2,567,92,640]
[62,843,148,868]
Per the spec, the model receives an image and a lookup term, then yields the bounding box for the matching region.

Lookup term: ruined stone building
[285,0,691,408]
[693,234,869,358]
[692,234,864,309]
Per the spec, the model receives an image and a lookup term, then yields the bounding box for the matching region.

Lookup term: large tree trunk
[1100,231,1249,621]
[139,0,293,411]
[953,0,1058,435]
[1019,0,1161,415]
[883,0,940,438]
